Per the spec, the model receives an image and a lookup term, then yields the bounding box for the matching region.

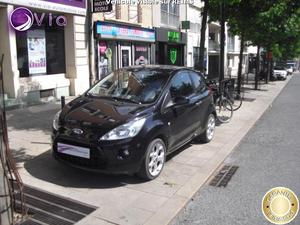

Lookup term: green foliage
[208,0,300,60]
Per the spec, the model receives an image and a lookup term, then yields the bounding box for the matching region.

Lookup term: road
[171,73,300,225]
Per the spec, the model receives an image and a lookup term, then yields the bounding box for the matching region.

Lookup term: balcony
[227,43,235,52]
[208,40,220,52]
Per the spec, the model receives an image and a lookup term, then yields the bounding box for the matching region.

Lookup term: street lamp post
[219,0,225,91]
[87,0,95,87]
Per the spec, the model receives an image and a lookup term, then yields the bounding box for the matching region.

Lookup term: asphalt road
[172,73,300,225]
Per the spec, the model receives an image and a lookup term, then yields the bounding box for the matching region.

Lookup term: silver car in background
[273,66,288,80]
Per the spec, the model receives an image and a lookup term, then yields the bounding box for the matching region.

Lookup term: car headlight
[53,110,61,130]
[100,117,146,141]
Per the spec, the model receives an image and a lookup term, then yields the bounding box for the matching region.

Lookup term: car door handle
[195,100,202,106]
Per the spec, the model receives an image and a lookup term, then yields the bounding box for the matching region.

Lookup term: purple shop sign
[10,7,34,31]
[10,7,67,31]
[44,0,86,8]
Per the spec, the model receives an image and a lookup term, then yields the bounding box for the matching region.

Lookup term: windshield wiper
[111,96,141,104]
[87,94,141,104]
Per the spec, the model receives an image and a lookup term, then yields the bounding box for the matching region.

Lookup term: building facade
[0,0,89,106]
[183,2,204,69]
[227,33,248,77]
[0,0,253,106]
[152,2,187,66]
[91,4,155,81]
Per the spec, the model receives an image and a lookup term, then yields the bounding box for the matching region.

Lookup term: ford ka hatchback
[52,66,216,180]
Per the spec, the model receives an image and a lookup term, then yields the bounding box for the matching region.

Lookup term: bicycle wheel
[227,92,243,111]
[216,97,233,123]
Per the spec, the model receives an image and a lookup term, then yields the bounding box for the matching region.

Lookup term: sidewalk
[7,76,293,225]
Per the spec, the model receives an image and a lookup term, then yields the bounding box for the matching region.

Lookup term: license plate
[57,143,90,159]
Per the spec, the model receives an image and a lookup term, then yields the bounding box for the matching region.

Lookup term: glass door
[120,46,132,68]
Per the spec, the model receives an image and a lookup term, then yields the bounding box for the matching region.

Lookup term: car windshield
[274,66,285,70]
[87,69,169,104]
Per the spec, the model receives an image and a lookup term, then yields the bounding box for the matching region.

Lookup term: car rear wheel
[137,138,166,180]
[198,114,216,143]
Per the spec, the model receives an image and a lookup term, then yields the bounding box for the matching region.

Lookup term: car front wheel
[137,138,166,180]
[198,113,216,143]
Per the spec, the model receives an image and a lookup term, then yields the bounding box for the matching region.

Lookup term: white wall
[0,6,20,99]
[186,5,201,67]
[65,15,89,96]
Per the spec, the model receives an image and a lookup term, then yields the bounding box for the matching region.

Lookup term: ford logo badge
[72,128,83,135]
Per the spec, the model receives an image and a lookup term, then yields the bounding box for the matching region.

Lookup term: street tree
[199,0,209,73]
[207,0,300,90]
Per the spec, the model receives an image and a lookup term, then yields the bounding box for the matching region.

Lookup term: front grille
[54,138,107,169]
[56,153,107,169]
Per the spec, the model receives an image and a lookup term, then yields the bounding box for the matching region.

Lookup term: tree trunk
[237,33,244,94]
[199,0,209,72]
[254,45,260,90]
[266,50,271,84]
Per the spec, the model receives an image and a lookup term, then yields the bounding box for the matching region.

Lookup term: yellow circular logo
[262,187,299,224]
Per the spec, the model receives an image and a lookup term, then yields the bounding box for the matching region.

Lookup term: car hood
[60,96,151,135]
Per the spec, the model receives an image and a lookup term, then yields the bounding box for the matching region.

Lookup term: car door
[161,71,196,151]
[188,71,211,133]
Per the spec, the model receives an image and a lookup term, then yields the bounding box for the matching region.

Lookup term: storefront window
[134,45,149,65]
[98,41,115,80]
[16,23,65,77]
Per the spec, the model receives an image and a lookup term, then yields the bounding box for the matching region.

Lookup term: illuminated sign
[93,0,112,12]
[10,7,67,32]
[95,22,155,42]
[170,48,177,64]
[168,31,180,42]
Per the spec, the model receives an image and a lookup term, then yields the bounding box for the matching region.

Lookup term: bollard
[61,96,65,109]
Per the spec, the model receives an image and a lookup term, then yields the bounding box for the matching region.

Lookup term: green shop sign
[168,31,180,42]
[169,48,177,64]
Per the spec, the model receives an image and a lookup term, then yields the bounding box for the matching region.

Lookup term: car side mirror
[174,96,189,106]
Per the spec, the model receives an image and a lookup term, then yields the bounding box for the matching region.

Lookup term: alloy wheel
[206,114,216,141]
[147,141,165,177]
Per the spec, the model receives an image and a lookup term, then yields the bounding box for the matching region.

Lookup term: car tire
[137,138,166,180]
[198,113,216,143]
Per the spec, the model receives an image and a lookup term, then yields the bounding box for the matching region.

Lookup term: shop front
[94,21,156,80]
[0,0,88,105]
[155,27,187,66]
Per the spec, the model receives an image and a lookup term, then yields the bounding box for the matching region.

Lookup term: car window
[189,72,206,94]
[274,66,285,70]
[169,71,194,99]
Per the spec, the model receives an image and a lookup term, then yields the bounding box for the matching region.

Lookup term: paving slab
[7,77,292,225]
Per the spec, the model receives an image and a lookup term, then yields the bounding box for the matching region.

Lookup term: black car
[52,66,216,180]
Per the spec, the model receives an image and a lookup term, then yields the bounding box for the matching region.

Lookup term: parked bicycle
[207,80,233,123]
[223,78,243,111]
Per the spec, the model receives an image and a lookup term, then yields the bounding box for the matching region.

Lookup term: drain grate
[209,165,239,187]
[14,184,97,225]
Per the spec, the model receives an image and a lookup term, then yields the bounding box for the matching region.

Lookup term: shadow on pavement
[24,150,147,189]
[23,140,204,189]
[12,147,35,167]
[7,103,60,133]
